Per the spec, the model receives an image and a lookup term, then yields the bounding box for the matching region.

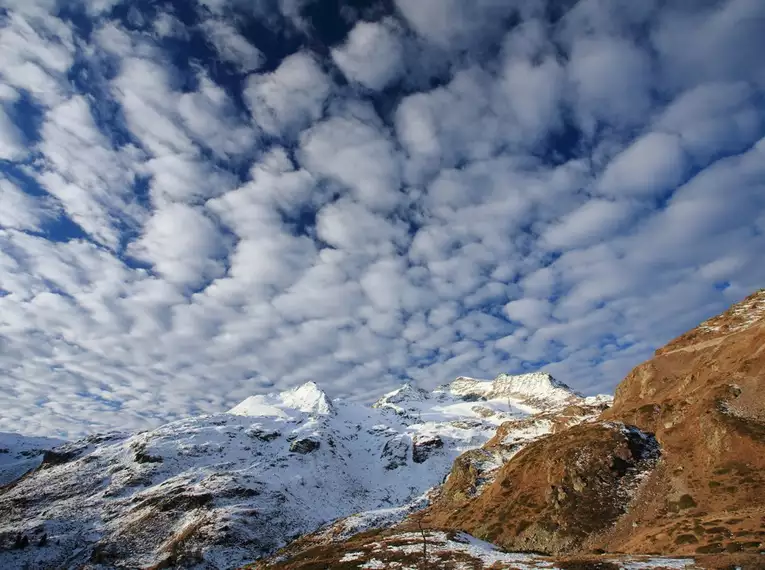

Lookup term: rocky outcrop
[415,423,659,554]
[596,288,765,556]
[411,435,443,464]
[288,438,320,454]
[381,435,409,470]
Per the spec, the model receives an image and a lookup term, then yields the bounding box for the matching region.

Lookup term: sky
[0,0,764,438]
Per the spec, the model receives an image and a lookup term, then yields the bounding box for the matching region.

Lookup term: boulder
[289,438,320,454]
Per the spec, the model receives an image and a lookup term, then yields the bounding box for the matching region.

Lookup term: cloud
[300,110,402,211]
[0,0,764,438]
[543,199,636,250]
[654,81,765,164]
[567,36,653,132]
[0,8,74,106]
[394,0,527,51]
[597,132,690,197]
[244,52,332,139]
[331,19,404,91]
[112,57,197,157]
[36,95,145,247]
[0,177,55,231]
[652,0,765,90]
[128,203,227,289]
[498,53,565,147]
[504,298,552,329]
[202,18,264,73]
[315,198,408,253]
[0,105,26,160]
[177,74,258,160]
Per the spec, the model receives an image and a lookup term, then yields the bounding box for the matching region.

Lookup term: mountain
[410,289,765,561]
[440,372,584,408]
[254,290,765,570]
[0,374,600,569]
[6,291,762,570]
[596,288,765,556]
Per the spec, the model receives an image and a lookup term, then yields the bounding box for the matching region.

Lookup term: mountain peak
[373,382,430,408]
[228,381,334,417]
[492,372,580,398]
[282,381,334,415]
[443,372,581,408]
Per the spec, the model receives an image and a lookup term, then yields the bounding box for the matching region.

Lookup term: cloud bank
[0,0,763,437]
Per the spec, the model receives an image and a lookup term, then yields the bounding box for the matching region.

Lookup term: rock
[39,449,79,468]
[416,422,660,555]
[131,443,163,464]
[247,428,281,442]
[471,405,497,418]
[381,435,409,470]
[289,438,320,454]
[412,435,443,464]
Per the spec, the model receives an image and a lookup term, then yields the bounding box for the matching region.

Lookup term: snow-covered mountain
[0,374,608,569]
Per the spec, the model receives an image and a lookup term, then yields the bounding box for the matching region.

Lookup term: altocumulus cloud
[0,0,764,437]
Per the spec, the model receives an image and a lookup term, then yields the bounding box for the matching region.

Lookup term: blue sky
[1,0,764,438]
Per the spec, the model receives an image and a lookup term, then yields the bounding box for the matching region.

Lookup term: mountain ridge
[0,372,599,569]
[3,291,763,569]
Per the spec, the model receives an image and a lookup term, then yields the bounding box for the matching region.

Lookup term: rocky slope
[0,374,603,569]
[258,290,765,569]
[597,289,765,556]
[251,528,697,570]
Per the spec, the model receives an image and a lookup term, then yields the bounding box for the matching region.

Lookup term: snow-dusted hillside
[0,375,608,569]
[0,432,64,486]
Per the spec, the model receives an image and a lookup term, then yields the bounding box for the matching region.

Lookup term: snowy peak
[491,372,581,401]
[228,381,334,417]
[442,372,581,408]
[281,381,334,415]
[373,383,430,408]
[0,432,65,486]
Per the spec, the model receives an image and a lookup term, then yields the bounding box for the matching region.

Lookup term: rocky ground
[248,529,700,570]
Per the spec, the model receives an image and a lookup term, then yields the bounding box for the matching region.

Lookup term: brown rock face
[597,289,765,555]
[414,423,659,555]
